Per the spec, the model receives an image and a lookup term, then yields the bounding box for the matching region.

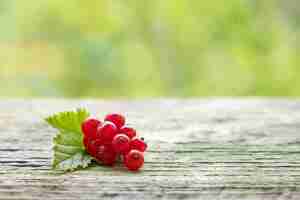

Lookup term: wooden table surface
[1,99,300,200]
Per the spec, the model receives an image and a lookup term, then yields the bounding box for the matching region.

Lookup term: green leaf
[46,108,89,135]
[53,150,93,171]
[45,108,93,172]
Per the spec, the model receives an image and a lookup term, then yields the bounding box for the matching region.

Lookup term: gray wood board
[0,99,300,199]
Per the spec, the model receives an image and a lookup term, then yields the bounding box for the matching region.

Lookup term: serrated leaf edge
[45,108,92,172]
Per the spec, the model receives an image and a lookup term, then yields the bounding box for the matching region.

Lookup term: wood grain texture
[1,99,300,200]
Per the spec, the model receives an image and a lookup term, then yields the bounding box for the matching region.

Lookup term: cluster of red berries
[81,113,147,171]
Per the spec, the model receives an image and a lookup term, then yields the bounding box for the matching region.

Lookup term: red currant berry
[119,127,136,139]
[83,137,96,156]
[81,117,102,139]
[112,134,130,154]
[83,136,89,150]
[97,121,117,144]
[95,144,117,166]
[83,137,103,157]
[124,150,144,171]
[130,137,148,152]
[104,113,125,129]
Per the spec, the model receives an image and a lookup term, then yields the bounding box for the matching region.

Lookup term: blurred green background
[1,0,299,98]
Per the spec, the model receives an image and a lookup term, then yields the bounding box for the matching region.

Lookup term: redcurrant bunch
[81,114,147,171]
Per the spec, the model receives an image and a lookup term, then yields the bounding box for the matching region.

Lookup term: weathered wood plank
[1,99,300,199]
